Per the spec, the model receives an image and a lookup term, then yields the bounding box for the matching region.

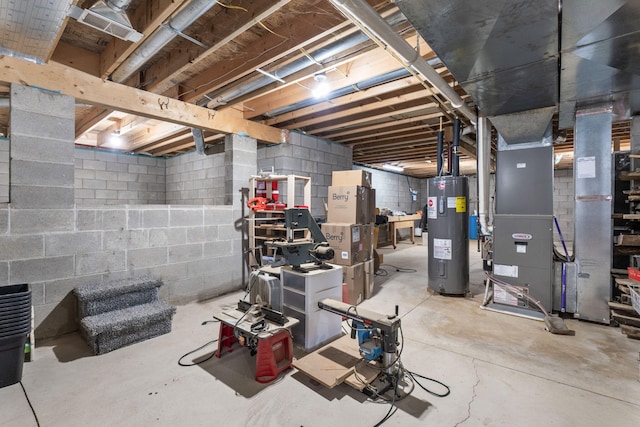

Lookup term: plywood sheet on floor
[293,334,378,389]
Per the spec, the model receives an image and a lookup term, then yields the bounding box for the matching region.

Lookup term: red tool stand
[215,322,293,384]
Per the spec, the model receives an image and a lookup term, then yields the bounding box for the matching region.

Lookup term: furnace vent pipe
[436,130,444,176]
[452,117,461,176]
[328,0,476,125]
[111,0,219,83]
[477,116,493,235]
[206,11,407,107]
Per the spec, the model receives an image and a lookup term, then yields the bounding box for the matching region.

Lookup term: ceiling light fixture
[312,72,330,98]
[382,163,404,172]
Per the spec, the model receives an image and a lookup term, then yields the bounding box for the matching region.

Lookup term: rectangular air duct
[69,1,143,42]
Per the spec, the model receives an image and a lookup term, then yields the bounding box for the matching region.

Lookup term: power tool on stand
[318,298,403,398]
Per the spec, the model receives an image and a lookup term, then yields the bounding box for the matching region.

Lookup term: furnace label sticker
[493,284,519,306]
[433,238,452,260]
[494,263,519,278]
[427,197,437,219]
[456,196,466,213]
[577,156,596,179]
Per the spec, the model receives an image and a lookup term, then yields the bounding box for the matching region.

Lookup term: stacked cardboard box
[323,170,376,305]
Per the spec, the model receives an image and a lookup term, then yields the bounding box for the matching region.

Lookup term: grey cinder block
[10,255,75,283]
[11,209,74,234]
[128,247,168,269]
[0,235,44,261]
[11,185,74,209]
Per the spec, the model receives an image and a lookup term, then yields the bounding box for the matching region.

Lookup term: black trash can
[0,284,31,388]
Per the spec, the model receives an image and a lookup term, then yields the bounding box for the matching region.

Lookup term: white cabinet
[281,265,343,351]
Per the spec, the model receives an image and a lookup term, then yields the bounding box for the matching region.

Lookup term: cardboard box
[364,259,375,299]
[332,170,372,188]
[361,223,374,261]
[327,185,375,224]
[340,262,365,305]
[322,223,370,266]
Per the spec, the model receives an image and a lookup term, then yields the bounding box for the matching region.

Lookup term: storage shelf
[248,174,312,262]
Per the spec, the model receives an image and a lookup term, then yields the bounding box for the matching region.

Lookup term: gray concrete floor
[2,238,640,426]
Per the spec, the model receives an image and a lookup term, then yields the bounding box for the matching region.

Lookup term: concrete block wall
[10,85,75,210]
[353,165,425,215]
[166,151,225,205]
[258,131,352,217]
[3,85,247,340]
[553,168,574,244]
[0,138,8,203]
[75,149,166,205]
[0,204,243,339]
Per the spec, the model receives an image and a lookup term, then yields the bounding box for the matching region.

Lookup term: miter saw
[318,298,402,396]
[267,208,334,272]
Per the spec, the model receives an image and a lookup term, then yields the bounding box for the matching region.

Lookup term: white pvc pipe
[477,116,493,235]
[328,0,476,125]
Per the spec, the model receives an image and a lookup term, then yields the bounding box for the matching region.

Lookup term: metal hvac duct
[111,0,220,83]
[69,0,142,43]
[328,0,476,125]
[204,11,408,107]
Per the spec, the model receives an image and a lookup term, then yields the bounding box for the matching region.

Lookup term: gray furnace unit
[427,175,469,294]
[489,139,554,318]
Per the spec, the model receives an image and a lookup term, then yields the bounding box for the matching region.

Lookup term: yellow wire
[258,21,288,40]
[216,2,249,12]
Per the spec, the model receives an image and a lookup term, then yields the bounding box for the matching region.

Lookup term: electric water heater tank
[427,176,469,295]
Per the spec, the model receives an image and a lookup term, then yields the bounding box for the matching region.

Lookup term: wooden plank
[612,310,640,328]
[144,0,293,94]
[0,56,286,144]
[622,214,640,220]
[180,4,347,103]
[608,301,640,317]
[619,171,640,181]
[615,234,640,246]
[343,362,380,391]
[293,334,359,388]
[620,324,640,339]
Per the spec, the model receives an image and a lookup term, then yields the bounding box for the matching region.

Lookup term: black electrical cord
[177,319,221,367]
[373,369,401,427]
[19,381,40,427]
[381,263,417,273]
[375,268,388,276]
[404,369,451,398]
[177,339,219,367]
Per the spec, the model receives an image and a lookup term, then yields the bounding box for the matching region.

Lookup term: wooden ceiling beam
[0,56,286,144]
[75,107,113,138]
[100,0,187,79]
[336,121,445,144]
[310,108,443,136]
[144,0,293,94]
[303,103,439,134]
[319,112,446,140]
[178,3,347,103]
[243,34,429,119]
[51,42,100,76]
[347,128,439,147]
[263,75,419,126]
[283,85,430,129]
